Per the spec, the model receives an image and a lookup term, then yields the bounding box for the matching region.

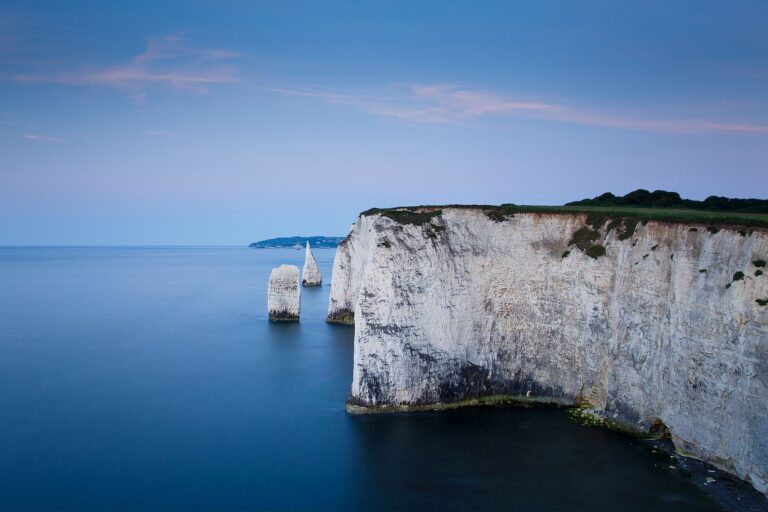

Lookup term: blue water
[0,247,721,511]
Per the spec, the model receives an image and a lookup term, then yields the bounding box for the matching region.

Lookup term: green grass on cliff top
[361,205,768,229]
[502,205,768,228]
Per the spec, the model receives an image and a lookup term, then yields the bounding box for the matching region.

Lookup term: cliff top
[360,205,768,229]
[360,190,768,229]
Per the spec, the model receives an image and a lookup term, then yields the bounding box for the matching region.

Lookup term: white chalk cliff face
[268,264,301,321]
[327,207,768,494]
[302,241,322,286]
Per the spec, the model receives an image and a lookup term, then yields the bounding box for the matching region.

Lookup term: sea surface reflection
[0,247,720,510]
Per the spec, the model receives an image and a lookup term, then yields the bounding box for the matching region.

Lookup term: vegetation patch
[362,192,768,243]
[606,217,639,241]
[425,223,445,240]
[569,407,606,428]
[757,299,768,306]
[699,269,707,273]
[585,245,606,259]
[733,271,745,282]
[754,260,767,268]
[360,207,443,226]
[348,394,572,414]
[561,250,571,259]
[651,244,659,251]
[568,188,768,213]
[584,212,609,229]
[756,270,763,277]
[568,407,655,438]
[485,209,514,222]
[569,226,600,251]
[568,222,606,259]
[504,201,767,228]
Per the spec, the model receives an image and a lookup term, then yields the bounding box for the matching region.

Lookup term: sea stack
[302,241,322,286]
[267,264,300,321]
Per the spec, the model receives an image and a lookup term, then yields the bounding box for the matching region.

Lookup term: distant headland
[249,236,345,249]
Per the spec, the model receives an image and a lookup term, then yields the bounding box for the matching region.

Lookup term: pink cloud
[12,34,239,93]
[261,85,389,107]
[403,84,768,133]
[267,83,768,134]
[534,108,768,134]
[7,32,765,136]
[22,133,64,142]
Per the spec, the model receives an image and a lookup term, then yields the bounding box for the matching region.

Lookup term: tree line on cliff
[568,189,768,213]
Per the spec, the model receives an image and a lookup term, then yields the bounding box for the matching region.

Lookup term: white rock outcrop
[328,207,768,494]
[268,264,300,321]
[302,241,322,286]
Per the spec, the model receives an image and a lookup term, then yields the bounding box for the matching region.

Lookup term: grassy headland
[360,190,768,229]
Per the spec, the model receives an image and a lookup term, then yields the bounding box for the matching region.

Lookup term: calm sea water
[0,247,721,511]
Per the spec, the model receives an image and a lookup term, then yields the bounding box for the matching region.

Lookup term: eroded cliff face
[327,208,768,494]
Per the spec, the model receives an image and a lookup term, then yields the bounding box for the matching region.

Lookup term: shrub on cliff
[569,226,600,251]
[585,245,607,259]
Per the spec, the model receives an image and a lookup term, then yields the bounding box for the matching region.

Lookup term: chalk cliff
[268,264,301,321]
[327,207,768,494]
[302,242,322,286]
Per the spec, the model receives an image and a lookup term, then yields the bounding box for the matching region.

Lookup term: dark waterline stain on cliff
[0,247,726,511]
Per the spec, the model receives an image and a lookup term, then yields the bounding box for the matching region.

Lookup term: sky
[1,0,767,245]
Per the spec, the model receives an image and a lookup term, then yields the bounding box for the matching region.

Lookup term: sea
[0,246,722,510]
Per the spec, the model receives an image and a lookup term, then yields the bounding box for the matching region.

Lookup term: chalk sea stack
[328,206,768,495]
[268,264,301,321]
[302,241,322,286]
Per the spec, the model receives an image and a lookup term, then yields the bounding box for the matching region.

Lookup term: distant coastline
[249,236,344,249]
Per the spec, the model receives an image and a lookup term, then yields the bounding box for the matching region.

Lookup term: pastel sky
[1,0,767,245]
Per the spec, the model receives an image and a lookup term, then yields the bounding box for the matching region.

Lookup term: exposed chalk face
[302,241,322,286]
[268,264,300,321]
[328,208,768,495]
[327,215,377,324]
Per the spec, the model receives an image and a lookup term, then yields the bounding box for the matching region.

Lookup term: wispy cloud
[11,34,239,94]
[22,133,64,142]
[267,83,768,134]
[6,32,765,135]
[145,130,176,137]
